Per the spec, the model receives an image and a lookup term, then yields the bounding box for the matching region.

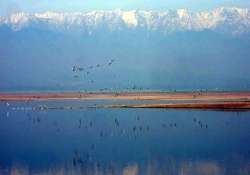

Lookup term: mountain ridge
[0,7,250,35]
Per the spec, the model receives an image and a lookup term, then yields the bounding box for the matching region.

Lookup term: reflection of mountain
[1,7,250,35]
[0,160,230,175]
[1,105,250,174]
[0,8,250,92]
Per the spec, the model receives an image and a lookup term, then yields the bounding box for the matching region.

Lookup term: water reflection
[1,159,250,175]
[0,101,250,175]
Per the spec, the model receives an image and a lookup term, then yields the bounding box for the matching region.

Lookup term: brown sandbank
[101,101,250,110]
[1,92,250,101]
[1,92,250,110]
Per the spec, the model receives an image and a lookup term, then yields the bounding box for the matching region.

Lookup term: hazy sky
[1,0,250,15]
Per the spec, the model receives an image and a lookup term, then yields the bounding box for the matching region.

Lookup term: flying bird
[72,66,77,72]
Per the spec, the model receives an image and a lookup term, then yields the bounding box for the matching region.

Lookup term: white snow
[1,7,249,35]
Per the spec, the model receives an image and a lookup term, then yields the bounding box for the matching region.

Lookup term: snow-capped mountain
[0,7,250,35]
[1,7,250,91]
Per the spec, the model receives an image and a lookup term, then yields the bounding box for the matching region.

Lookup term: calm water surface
[0,100,250,175]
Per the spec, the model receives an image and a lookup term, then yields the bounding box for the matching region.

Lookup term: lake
[0,100,250,175]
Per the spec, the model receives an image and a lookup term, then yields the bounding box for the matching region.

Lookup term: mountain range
[0,7,250,35]
[1,7,250,92]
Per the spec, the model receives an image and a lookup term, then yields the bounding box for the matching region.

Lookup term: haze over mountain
[1,7,250,92]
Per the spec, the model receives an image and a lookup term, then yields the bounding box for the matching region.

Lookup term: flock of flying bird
[72,58,116,80]
[70,58,147,91]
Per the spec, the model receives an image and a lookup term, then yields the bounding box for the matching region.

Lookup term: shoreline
[100,102,250,110]
[1,92,250,110]
[1,92,250,101]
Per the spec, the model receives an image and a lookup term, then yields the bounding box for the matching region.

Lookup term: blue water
[0,100,250,175]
